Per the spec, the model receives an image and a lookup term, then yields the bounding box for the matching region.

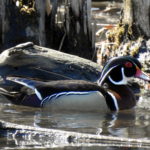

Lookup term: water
[0,90,150,149]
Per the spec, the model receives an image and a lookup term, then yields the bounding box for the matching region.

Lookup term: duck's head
[98,56,150,86]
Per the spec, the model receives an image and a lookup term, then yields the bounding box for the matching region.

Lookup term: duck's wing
[6,77,43,100]
[6,77,104,101]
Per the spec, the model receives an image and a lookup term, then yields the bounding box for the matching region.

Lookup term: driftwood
[0,42,101,82]
[0,119,150,148]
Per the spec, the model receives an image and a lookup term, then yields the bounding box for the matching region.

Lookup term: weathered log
[0,119,150,148]
[0,42,100,82]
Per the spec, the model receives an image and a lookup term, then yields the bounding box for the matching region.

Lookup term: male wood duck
[0,56,149,112]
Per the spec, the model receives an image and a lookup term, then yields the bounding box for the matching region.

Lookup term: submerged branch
[0,119,150,149]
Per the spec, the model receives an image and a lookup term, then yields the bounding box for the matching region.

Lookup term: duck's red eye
[125,62,133,68]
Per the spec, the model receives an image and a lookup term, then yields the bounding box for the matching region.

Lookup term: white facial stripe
[108,91,119,111]
[98,65,119,86]
[108,67,130,85]
[121,67,129,84]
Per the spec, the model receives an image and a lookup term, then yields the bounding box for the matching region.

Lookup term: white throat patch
[108,68,130,85]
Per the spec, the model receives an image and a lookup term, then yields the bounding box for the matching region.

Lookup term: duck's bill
[135,69,150,82]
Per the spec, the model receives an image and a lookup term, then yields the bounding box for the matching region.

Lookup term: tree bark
[123,0,150,38]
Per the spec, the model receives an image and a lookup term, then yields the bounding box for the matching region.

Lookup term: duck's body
[42,83,136,111]
[1,79,118,111]
[0,56,149,111]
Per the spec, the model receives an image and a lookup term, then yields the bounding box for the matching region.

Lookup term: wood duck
[0,56,149,112]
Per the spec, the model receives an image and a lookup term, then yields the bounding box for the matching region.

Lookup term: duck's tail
[0,80,23,104]
[0,87,14,98]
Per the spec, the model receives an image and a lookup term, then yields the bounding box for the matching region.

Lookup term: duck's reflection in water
[33,108,137,138]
